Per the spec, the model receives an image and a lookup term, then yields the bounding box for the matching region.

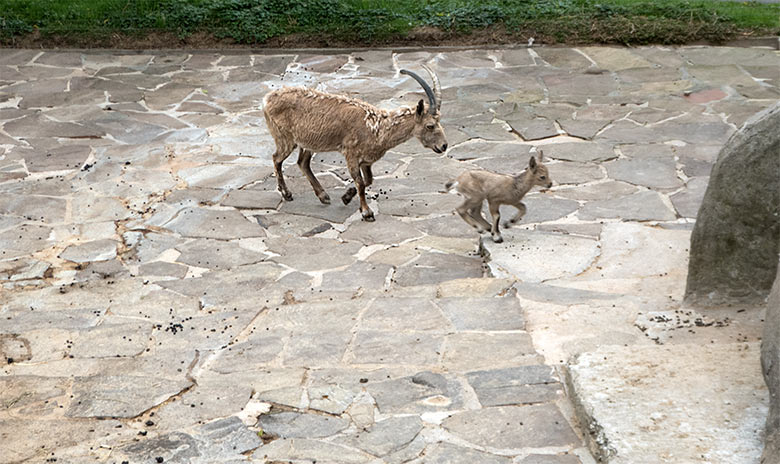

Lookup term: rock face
[762,265,780,463]
[685,103,780,305]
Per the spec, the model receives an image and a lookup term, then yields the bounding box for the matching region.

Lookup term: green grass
[1,0,778,46]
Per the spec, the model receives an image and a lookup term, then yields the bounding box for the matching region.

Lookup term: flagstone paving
[0,45,778,463]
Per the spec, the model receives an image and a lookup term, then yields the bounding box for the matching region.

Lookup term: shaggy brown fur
[446,151,552,243]
[263,70,447,222]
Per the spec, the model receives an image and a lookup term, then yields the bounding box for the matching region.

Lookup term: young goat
[446,151,552,243]
[263,66,448,222]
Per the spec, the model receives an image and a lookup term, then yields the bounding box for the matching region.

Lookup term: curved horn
[421,64,441,114]
[400,69,436,114]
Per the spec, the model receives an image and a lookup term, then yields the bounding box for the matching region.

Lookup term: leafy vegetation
[1,0,778,46]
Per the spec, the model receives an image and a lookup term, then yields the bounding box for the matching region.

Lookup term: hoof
[318,193,331,205]
[342,187,357,205]
[281,191,293,201]
[492,235,504,243]
[502,222,512,229]
[362,211,375,222]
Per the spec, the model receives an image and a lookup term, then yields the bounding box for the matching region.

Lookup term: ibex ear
[537,150,544,162]
[529,155,537,170]
[416,99,425,121]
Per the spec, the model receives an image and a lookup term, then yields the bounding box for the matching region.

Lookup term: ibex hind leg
[272,143,296,201]
[457,199,488,233]
[488,200,503,243]
[297,148,330,204]
[468,204,492,232]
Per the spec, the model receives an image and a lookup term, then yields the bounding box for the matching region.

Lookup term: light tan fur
[446,151,552,243]
[263,74,447,221]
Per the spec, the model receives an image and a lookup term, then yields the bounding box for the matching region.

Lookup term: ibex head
[401,66,448,154]
[527,150,552,189]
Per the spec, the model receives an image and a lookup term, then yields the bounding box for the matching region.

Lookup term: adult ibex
[263,66,447,221]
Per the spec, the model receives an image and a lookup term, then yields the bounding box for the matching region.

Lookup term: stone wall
[685,103,780,306]
[762,264,780,463]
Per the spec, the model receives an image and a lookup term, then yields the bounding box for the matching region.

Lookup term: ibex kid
[446,151,552,243]
[263,66,447,222]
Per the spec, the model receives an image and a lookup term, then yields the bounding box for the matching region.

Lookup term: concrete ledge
[566,343,768,463]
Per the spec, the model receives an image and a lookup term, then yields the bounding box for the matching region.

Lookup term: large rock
[762,265,780,463]
[685,103,780,305]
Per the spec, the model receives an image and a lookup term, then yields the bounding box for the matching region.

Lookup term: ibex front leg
[346,157,374,221]
[503,201,527,229]
[342,163,373,206]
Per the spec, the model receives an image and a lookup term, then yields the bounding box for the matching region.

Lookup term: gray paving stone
[253,438,374,463]
[482,230,600,283]
[518,454,582,464]
[0,257,50,282]
[466,365,562,406]
[341,415,423,456]
[266,236,362,272]
[366,371,465,414]
[393,252,483,287]
[378,193,463,218]
[221,189,281,209]
[4,113,105,139]
[437,296,525,331]
[69,320,151,358]
[577,190,676,221]
[352,330,443,366]
[506,116,559,140]
[360,297,449,332]
[543,142,616,163]
[341,216,423,244]
[504,195,580,224]
[548,161,605,184]
[18,144,91,172]
[410,214,478,239]
[442,404,579,449]
[670,176,709,219]
[410,442,511,464]
[138,261,189,278]
[320,261,393,292]
[535,48,592,69]
[605,157,682,190]
[157,262,282,305]
[0,194,67,223]
[66,374,191,418]
[278,190,358,223]
[175,238,265,270]
[193,416,264,461]
[443,332,542,371]
[179,164,272,190]
[284,328,353,367]
[163,207,266,239]
[308,384,356,415]
[558,119,610,139]
[258,411,349,439]
[59,239,118,263]
[555,180,638,201]
[258,212,334,237]
[446,140,529,161]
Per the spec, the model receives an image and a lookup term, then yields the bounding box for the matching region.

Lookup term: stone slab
[482,230,600,283]
[568,343,768,463]
[442,404,580,449]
